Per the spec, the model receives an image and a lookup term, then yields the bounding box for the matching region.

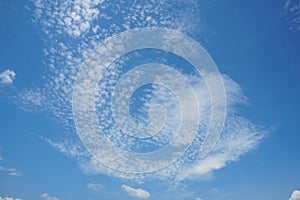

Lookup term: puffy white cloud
[290,190,300,200]
[0,69,16,84]
[196,197,202,200]
[0,196,22,200]
[121,185,150,199]
[41,193,59,200]
[87,183,103,192]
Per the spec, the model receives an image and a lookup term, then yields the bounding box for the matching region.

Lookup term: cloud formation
[284,0,300,31]
[121,185,150,199]
[0,69,16,84]
[40,193,59,200]
[0,197,22,200]
[0,165,22,176]
[290,190,300,200]
[87,183,103,192]
[20,0,266,182]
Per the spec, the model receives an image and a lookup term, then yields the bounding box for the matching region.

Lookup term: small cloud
[289,190,300,200]
[87,183,103,192]
[40,193,59,200]
[0,156,4,161]
[196,197,202,200]
[0,69,16,84]
[0,165,22,176]
[0,196,22,200]
[121,185,150,199]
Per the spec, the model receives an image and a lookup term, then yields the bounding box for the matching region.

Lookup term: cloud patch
[121,185,150,199]
[0,165,22,176]
[0,196,22,200]
[284,0,300,31]
[87,183,103,192]
[40,193,59,200]
[0,69,16,84]
[290,190,300,200]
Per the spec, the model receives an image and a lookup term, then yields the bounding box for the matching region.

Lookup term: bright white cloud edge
[0,69,16,85]
[121,184,150,199]
[290,190,300,200]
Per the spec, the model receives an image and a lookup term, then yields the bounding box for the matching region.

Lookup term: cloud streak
[284,0,300,31]
[0,197,22,200]
[0,165,22,176]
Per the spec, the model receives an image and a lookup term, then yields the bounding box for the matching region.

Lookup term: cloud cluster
[41,193,59,200]
[284,0,300,31]
[0,69,15,84]
[19,0,266,182]
[121,185,150,199]
[290,190,300,200]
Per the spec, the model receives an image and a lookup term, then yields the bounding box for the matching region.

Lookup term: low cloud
[121,185,150,199]
[41,193,59,200]
[0,69,16,84]
[290,190,300,200]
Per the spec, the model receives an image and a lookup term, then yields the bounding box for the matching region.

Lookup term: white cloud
[196,197,202,200]
[290,190,300,200]
[41,193,59,200]
[22,0,267,182]
[87,183,103,192]
[0,165,22,176]
[121,185,150,199]
[284,0,300,31]
[178,115,264,180]
[0,69,16,84]
[0,196,22,200]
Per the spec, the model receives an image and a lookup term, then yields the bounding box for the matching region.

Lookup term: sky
[0,0,300,200]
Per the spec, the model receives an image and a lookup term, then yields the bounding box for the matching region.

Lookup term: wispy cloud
[290,190,300,200]
[178,115,265,180]
[0,165,22,176]
[284,0,300,31]
[121,185,150,199]
[40,193,59,200]
[0,69,16,84]
[87,183,103,192]
[0,196,22,200]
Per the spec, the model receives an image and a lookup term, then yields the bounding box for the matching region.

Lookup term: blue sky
[0,0,300,200]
